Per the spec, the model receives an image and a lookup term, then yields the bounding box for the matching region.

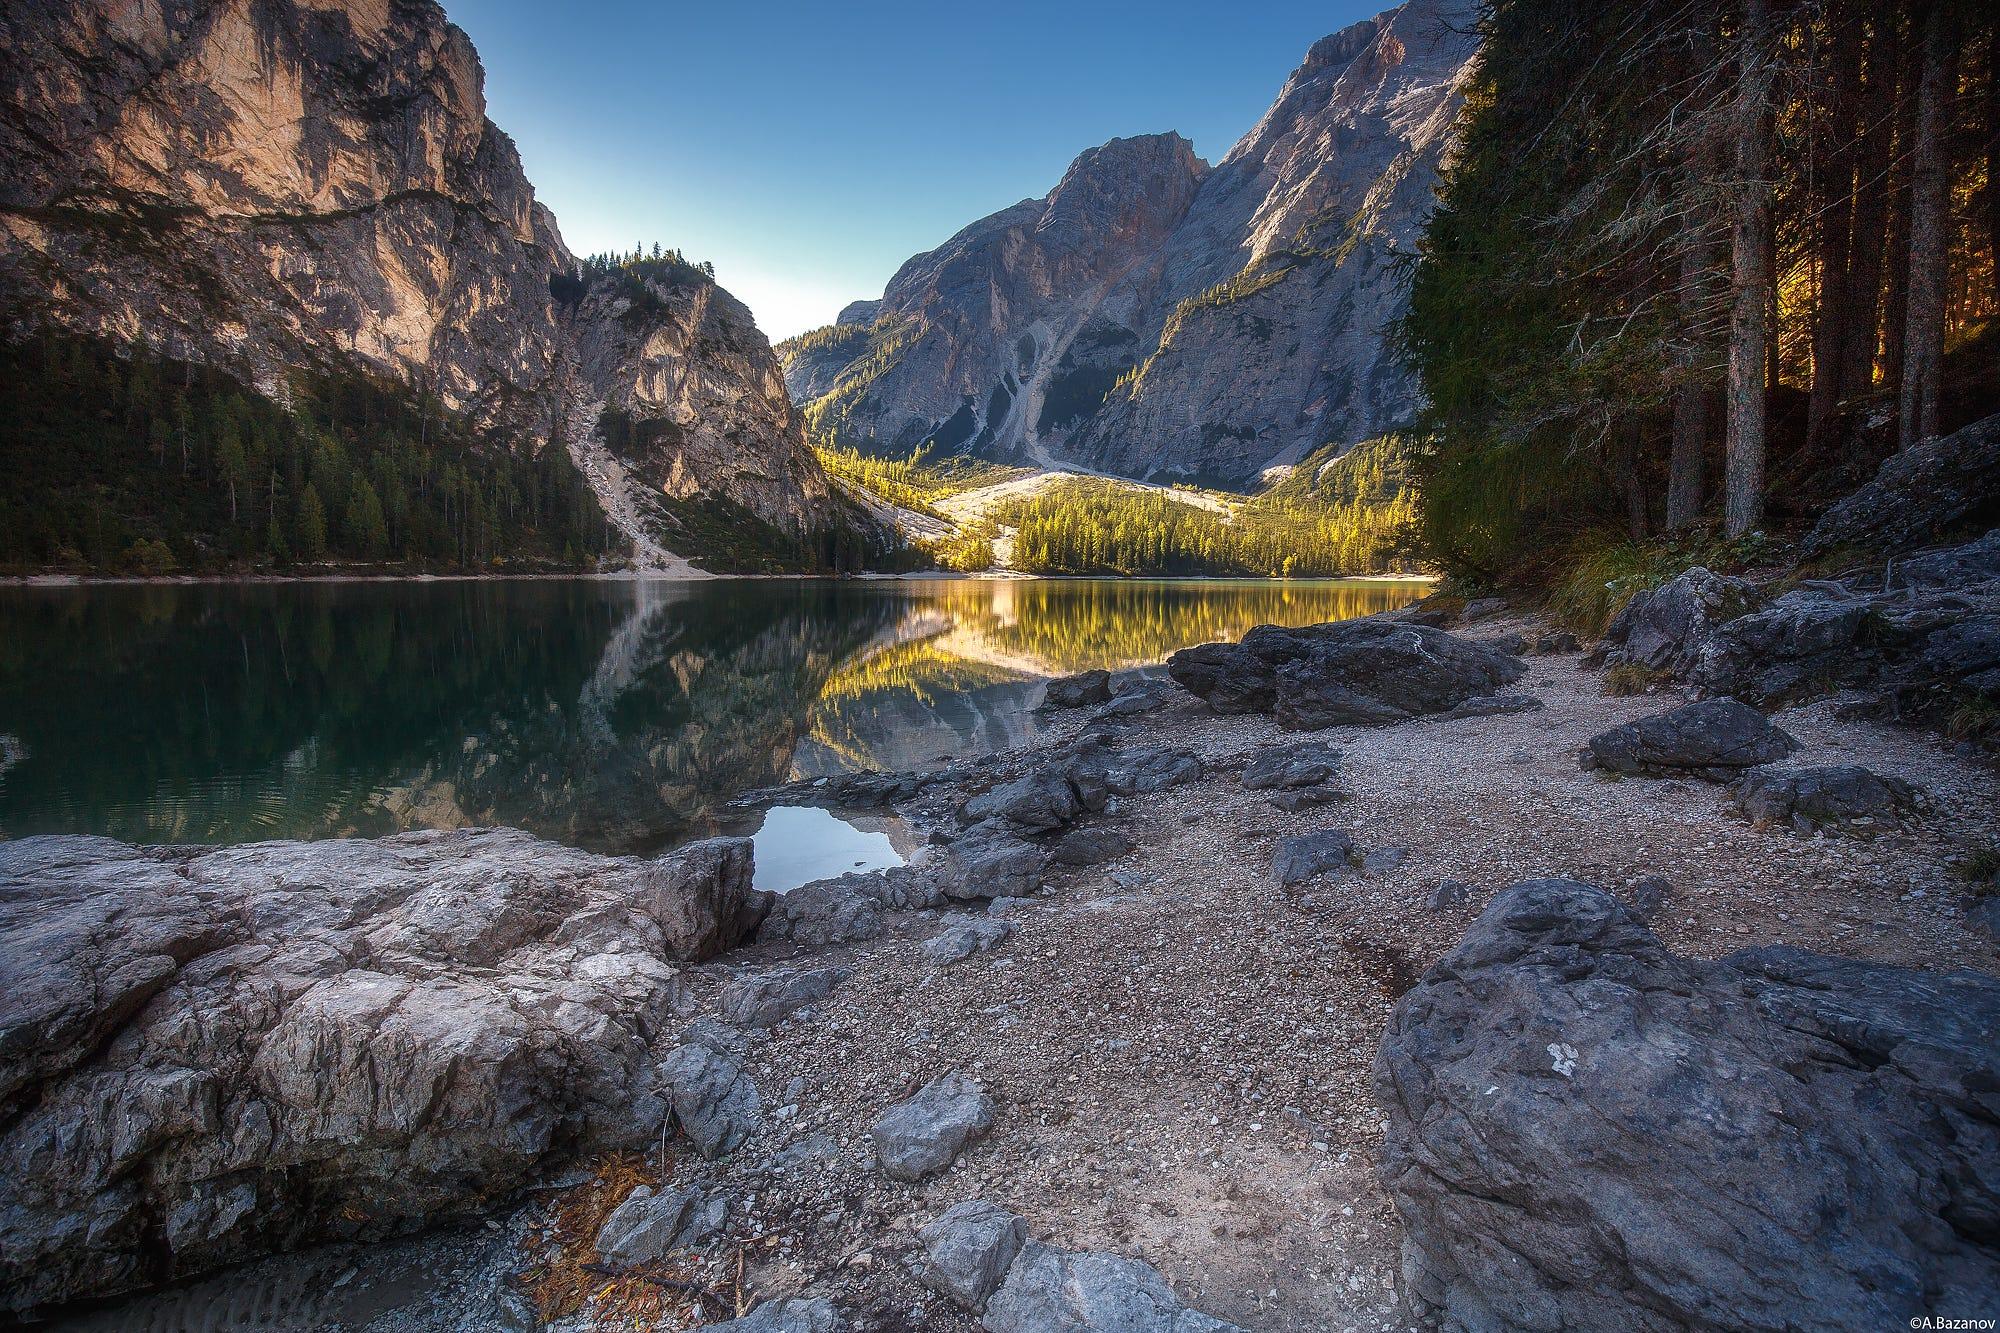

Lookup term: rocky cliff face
[782,0,1478,484]
[0,0,837,567]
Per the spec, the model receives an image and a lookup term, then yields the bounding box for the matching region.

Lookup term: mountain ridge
[781,0,1479,486]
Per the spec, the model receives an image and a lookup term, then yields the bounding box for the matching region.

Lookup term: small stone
[869,1074,994,1181]
[1273,830,1359,886]
[916,1200,1026,1310]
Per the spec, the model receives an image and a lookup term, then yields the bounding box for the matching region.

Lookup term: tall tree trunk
[1837,11,1900,408]
[1897,2,1959,450]
[1805,9,1864,455]
[1881,23,1921,397]
[1725,0,1774,538]
[1667,209,1713,530]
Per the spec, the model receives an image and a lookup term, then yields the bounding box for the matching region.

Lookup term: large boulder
[1579,699,1797,780]
[1043,670,1113,709]
[0,829,762,1315]
[1168,620,1525,730]
[1802,410,2000,559]
[1375,878,2000,1332]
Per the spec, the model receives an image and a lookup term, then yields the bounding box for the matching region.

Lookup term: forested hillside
[1405,0,1999,587]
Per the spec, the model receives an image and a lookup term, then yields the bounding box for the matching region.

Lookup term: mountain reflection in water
[0,577,1425,855]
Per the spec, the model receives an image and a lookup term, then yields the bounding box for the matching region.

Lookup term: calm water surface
[0,577,1425,858]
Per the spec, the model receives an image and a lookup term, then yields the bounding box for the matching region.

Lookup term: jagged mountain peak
[781,0,1481,484]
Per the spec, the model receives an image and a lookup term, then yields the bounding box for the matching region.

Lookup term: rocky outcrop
[1376,877,2000,1331]
[1579,699,1797,780]
[782,0,1479,483]
[0,828,762,1314]
[1591,529,2000,725]
[1802,411,2000,559]
[1168,618,1526,728]
[0,0,847,566]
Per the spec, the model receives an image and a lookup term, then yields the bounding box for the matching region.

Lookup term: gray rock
[1969,896,2000,945]
[1535,630,1582,654]
[1361,847,1409,876]
[1100,746,1205,796]
[1441,693,1544,720]
[948,820,1052,900]
[870,1074,995,1181]
[1091,687,1172,720]
[982,1242,1242,1332]
[1461,597,1508,621]
[1580,699,1798,780]
[1052,828,1135,867]
[756,874,887,946]
[917,1200,1028,1310]
[1168,620,1527,730]
[966,769,1089,834]
[0,828,759,1314]
[925,918,1016,965]
[1429,879,1472,911]
[1265,786,1347,812]
[1478,631,1527,655]
[705,1298,844,1332]
[1731,765,1917,832]
[595,1185,726,1269]
[660,1043,762,1160]
[1599,567,1758,675]
[1376,877,2000,1332]
[1626,875,1672,922]
[1045,670,1113,709]
[1803,411,2000,558]
[722,966,852,1029]
[1272,830,1359,885]
[1239,742,1342,791]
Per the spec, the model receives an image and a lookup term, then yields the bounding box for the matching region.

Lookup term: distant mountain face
[0,0,840,567]
[782,0,1478,485]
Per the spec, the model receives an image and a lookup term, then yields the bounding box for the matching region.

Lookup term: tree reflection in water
[0,576,1424,853]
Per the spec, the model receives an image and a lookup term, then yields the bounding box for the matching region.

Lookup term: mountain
[0,0,855,571]
[781,0,1479,486]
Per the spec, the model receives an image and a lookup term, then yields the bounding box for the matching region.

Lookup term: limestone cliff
[0,0,843,568]
[782,0,1478,485]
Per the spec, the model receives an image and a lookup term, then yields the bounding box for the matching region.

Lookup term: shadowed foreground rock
[0,828,764,1315]
[1168,619,1525,729]
[1376,878,2000,1332]
[1579,698,1796,779]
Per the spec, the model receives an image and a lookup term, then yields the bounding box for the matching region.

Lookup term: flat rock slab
[0,828,760,1315]
[1580,698,1797,779]
[722,965,852,1029]
[595,1184,725,1269]
[1239,741,1342,791]
[1731,764,1918,832]
[925,918,1016,965]
[1271,829,1359,885]
[870,1074,994,1181]
[706,1298,844,1332]
[982,1241,1242,1332]
[1376,877,2000,1331]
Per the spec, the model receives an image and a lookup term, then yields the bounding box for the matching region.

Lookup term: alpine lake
[0,577,1427,888]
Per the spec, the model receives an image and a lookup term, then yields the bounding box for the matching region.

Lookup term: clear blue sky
[446,0,1377,341]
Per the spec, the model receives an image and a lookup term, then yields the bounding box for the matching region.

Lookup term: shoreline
[3,570,1438,589]
[24,601,1995,1329]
